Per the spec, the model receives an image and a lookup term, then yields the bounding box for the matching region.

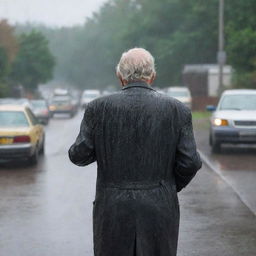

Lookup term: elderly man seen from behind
[69,48,202,256]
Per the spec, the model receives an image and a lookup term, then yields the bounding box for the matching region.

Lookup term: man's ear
[149,72,156,84]
[116,72,125,86]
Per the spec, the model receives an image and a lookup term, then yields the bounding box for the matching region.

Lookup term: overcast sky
[0,0,107,27]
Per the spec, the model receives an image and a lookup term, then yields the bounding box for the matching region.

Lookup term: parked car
[166,87,192,109]
[49,95,75,117]
[207,89,256,153]
[0,98,32,108]
[16,98,32,108]
[30,99,50,125]
[81,90,101,108]
[53,88,70,96]
[0,98,18,105]
[70,91,81,114]
[0,105,45,164]
[102,88,116,96]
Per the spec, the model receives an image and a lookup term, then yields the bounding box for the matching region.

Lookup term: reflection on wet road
[0,112,96,256]
[0,112,255,256]
[194,126,256,214]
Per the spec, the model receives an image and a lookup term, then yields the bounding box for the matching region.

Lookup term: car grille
[234,120,256,126]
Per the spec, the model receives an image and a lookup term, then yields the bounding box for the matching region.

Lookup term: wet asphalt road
[194,119,256,214]
[0,111,255,256]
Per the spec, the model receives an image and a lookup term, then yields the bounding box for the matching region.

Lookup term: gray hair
[116,48,156,83]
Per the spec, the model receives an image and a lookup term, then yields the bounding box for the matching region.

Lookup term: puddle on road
[211,145,256,172]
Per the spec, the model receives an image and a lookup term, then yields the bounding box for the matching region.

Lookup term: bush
[0,82,9,97]
[232,72,256,89]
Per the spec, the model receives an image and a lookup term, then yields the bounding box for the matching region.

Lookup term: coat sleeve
[68,104,96,166]
[174,110,202,192]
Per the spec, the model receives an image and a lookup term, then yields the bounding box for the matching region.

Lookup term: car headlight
[212,118,229,126]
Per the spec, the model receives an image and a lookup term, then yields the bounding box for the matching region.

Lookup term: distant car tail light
[13,136,31,143]
[49,105,56,111]
[42,109,49,115]
[213,118,229,126]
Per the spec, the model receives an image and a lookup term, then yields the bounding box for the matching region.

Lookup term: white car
[166,87,192,109]
[53,88,70,96]
[81,90,101,108]
[207,89,256,153]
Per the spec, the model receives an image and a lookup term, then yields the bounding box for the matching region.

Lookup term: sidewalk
[177,164,256,256]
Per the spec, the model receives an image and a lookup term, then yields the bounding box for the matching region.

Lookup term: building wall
[192,96,219,111]
[208,66,232,97]
[182,64,232,110]
[183,71,208,97]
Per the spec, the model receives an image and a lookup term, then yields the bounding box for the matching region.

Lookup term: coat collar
[122,81,156,92]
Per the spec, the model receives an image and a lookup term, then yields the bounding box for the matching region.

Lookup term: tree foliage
[0,47,8,79]
[225,0,256,87]
[0,20,18,64]
[11,31,55,91]
[0,47,9,97]
[15,0,256,89]
[0,20,18,96]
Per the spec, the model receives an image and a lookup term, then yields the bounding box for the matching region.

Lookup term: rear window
[0,111,29,127]
[52,96,71,104]
[31,100,47,108]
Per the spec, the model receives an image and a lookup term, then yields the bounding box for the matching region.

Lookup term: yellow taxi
[0,105,45,164]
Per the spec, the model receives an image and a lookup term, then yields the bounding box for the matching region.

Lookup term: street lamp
[217,0,226,96]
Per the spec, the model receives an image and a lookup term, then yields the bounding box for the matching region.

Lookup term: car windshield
[52,100,70,105]
[0,111,29,127]
[168,91,189,97]
[83,94,99,98]
[0,98,17,105]
[52,96,71,103]
[219,95,256,110]
[31,100,47,109]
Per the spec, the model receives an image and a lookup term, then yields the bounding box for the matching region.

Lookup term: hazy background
[1,0,256,94]
[0,0,107,27]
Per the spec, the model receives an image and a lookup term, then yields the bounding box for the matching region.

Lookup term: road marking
[198,149,256,216]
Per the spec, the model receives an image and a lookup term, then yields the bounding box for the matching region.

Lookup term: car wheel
[29,147,39,165]
[209,133,212,146]
[39,137,45,155]
[44,119,49,125]
[211,139,221,153]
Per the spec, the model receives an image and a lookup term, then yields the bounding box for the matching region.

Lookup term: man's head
[116,48,156,86]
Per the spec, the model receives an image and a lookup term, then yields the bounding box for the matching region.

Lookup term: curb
[198,149,256,216]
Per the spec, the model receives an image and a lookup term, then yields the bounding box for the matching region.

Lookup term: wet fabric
[69,81,202,256]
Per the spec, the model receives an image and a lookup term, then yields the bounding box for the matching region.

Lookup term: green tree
[0,47,9,97]
[0,20,18,96]
[0,47,8,79]
[225,0,256,88]
[227,28,256,72]
[14,0,256,90]
[0,20,18,63]
[11,31,55,91]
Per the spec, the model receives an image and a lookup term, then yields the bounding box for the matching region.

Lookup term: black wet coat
[69,82,202,256]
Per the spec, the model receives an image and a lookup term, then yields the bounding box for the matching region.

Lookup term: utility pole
[218,0,226,96]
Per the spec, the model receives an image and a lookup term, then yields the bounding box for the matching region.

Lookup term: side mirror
[206,105,216,112]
